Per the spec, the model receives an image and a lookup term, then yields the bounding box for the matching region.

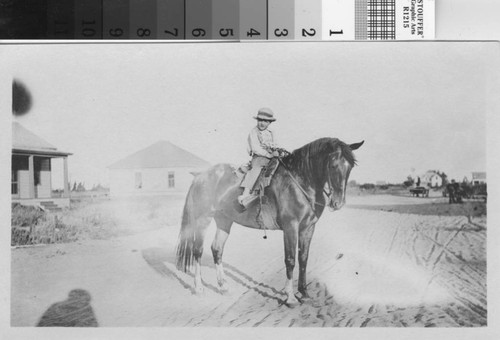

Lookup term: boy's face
[257,119,271,131]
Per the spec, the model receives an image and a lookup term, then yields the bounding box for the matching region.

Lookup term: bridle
[323,156,336,207]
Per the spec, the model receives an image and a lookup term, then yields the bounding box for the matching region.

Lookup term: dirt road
[11,195,486,327]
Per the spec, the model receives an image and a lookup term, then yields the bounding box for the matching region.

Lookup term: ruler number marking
[329,29,343,36]
[164,28,179,37]
[301,28,316,37]
[81,20,96,37]
[274,28,288,37]
[247,28,260,37]
[192,28,206,37]
[136,28,151,37]
[109,28,124,37]
[219,28,234,38]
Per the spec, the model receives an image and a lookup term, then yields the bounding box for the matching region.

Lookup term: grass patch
[11,204,45,227]
[11,202,119,246]
[11,196,186,246]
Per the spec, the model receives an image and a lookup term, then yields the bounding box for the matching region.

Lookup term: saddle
[231,157,281,230]
[233,157,280,194]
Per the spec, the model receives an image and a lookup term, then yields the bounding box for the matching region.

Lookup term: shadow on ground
[37,289,98,327]
[141,247,287,304]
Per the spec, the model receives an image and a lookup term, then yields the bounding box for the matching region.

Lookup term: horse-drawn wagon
[409,186,429,197]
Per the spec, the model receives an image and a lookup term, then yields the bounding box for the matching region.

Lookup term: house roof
[108,140,211,170]
[12,122,72,157]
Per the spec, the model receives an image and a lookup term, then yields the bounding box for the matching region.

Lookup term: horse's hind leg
[211,214,233,293]
[193,217,211,294]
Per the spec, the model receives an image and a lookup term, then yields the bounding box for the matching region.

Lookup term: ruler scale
[0,0,434,40]
[75,0,103,39]
[3,0,47,39]
[185,0,212,40]
[295,0,322,41]
[103,0,130,40]
[268,0,294,40]
[212,0,239,40]
[46,0,75,39]
[130,0,157,39]
[157,0,185,40]
[239,0,267,40]
[322,0,355,40]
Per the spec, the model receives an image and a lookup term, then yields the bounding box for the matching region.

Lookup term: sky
[3,42,497,188]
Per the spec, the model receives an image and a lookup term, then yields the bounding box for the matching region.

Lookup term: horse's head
[325,141,364,211]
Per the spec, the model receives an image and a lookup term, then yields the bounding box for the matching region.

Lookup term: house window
[168,172,175,188]
[12,169,18,195]
[135,172,142,189]
[12,155,29,170]
[11,155,28,196]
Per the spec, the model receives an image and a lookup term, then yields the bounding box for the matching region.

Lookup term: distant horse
[447,182,464,204]
[176,138,364,306]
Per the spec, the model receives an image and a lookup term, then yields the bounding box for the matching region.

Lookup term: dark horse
[176,138,364,306]
[447,182,465,204]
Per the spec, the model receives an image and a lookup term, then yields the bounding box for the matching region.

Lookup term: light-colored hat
[254,107,276,121]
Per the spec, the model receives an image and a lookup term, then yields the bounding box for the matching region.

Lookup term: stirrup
[238,194,258,207]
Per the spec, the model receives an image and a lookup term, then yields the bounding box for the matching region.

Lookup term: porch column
[28,155,35,198]
[63,156,69,198]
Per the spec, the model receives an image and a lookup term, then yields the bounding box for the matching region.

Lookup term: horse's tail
[176,183,198,272]
[175,164,235,272]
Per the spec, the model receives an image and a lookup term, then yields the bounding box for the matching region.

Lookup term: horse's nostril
[332,201,344,210]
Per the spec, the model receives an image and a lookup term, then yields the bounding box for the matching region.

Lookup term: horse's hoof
[194,286,205,295]
[285,297,301,308]
[296,292,312,304]
[218,284,230,295]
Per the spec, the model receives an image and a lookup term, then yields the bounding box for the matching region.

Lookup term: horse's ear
[349,140,364,150]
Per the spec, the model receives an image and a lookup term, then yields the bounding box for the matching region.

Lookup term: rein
[277,158,332,213]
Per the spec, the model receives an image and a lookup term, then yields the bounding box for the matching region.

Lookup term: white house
[421,170,443,188]
[108,141,210,196]
[471,172,486,185]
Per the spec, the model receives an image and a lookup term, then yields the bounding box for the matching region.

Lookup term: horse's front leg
[298,223,316,300]
[283,226,300,307]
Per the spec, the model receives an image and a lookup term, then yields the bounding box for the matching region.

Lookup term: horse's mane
[282,138,357,185]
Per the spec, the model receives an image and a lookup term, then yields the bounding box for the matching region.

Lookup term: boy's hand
[273,147,290,158]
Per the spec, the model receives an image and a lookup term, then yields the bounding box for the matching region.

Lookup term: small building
[12,122,72,209]
[108,141,210,196]
[471,172,486,185]
[421,170,443,188]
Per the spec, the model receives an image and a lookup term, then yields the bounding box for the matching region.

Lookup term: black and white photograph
[1,41,499,338]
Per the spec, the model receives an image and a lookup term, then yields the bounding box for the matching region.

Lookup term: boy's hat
[254,108,276,121]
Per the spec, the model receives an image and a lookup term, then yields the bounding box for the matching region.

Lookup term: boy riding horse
[238,108,283,207]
